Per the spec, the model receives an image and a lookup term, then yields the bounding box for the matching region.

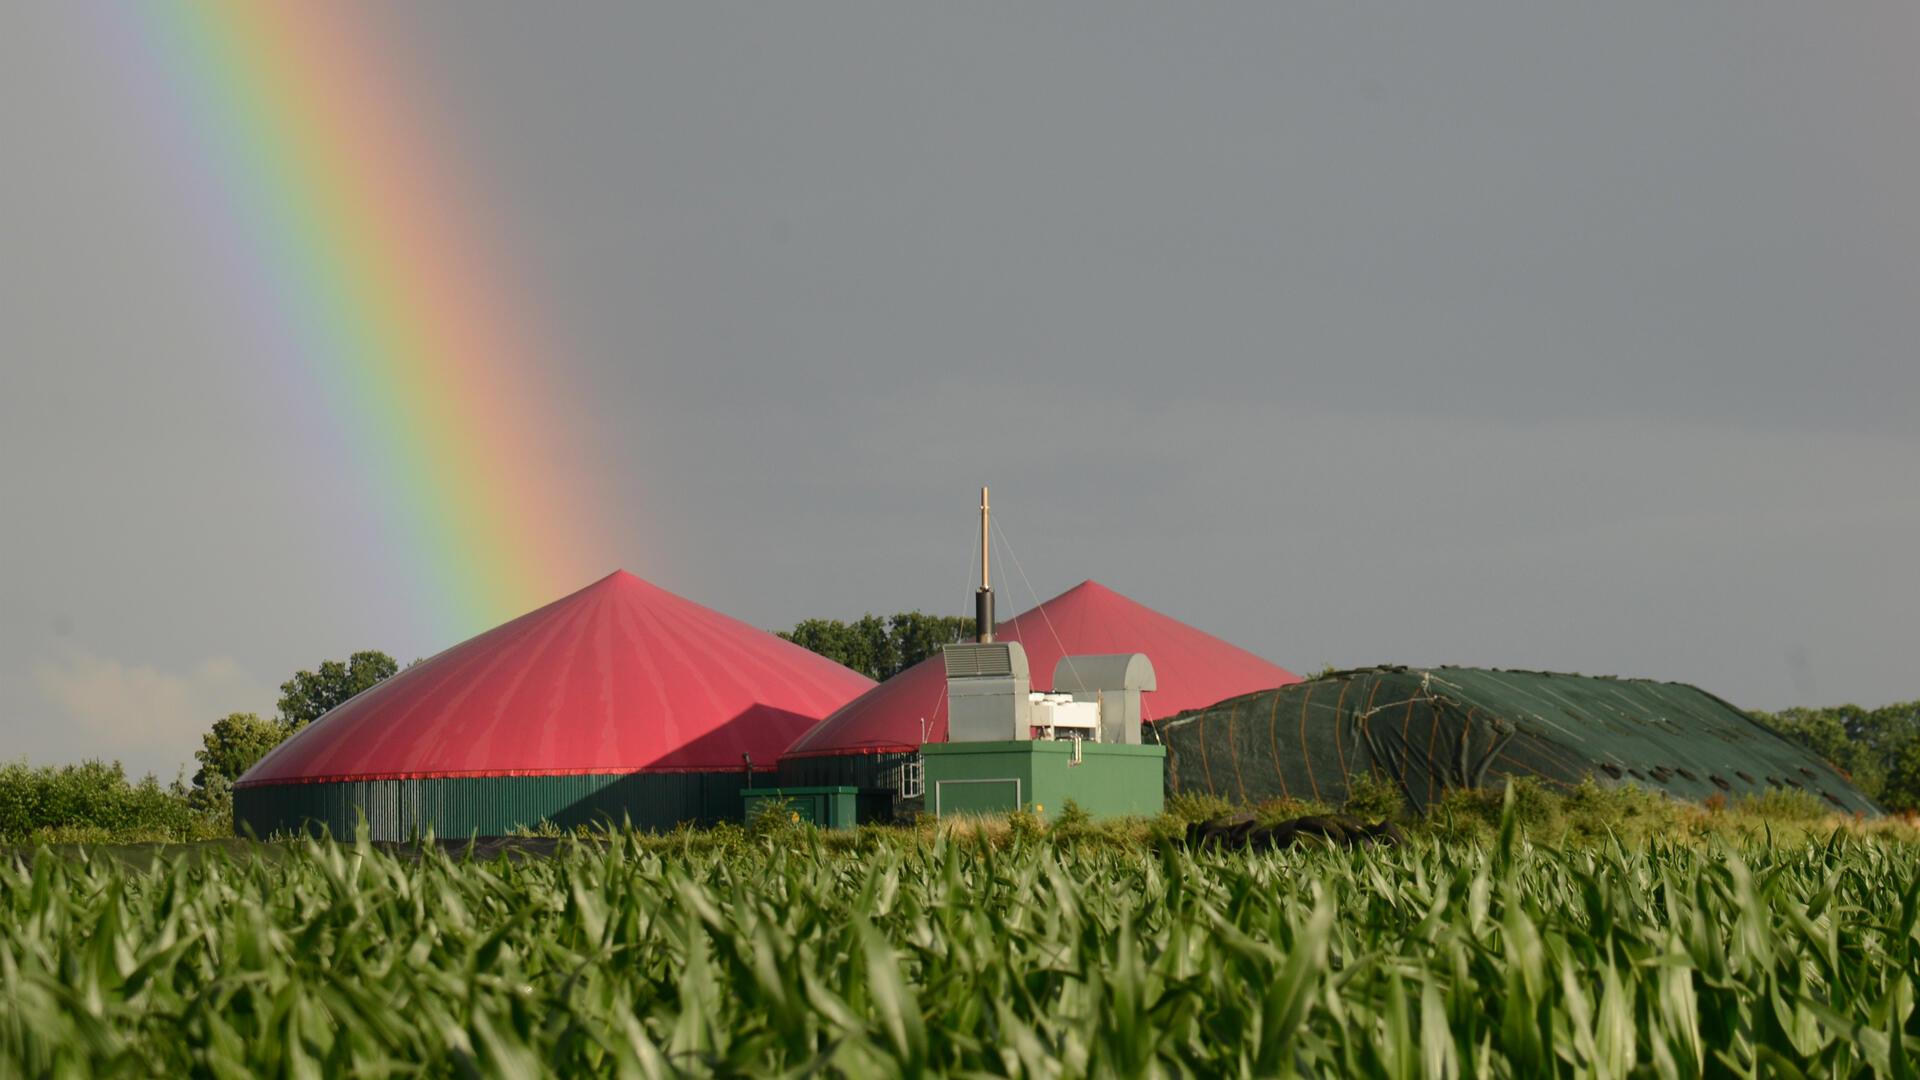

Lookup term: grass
[6,788,1920,1074]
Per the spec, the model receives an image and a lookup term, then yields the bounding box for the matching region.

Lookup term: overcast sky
[3,3,1916,780]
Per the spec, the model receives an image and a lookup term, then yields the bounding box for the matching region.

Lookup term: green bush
[1253,796,1337,825]
[0,762,35,838]
[1003,806,1045,844]
[1424,778,1565,844]
[1554,779,1686,845]
[1050,799,1093,833]
[1145,811,1191,846]
[1159,773,1886,848]
[746,796,807,839]
[0,759,221,844]
[1163,792,1236,825]
[1340,772,1406,822]
[1733,787,1831,822]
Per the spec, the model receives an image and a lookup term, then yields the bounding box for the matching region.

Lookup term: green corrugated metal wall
[776,751,919,823]
[234,771,762,840]
[777,751,913,792]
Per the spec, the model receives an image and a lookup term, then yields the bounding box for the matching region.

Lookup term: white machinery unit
[1028,692,1101,741]
[1049,653,1158,745]
[942,642,1158,745]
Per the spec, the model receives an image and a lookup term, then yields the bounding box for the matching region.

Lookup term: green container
[920,741,1165,820]
[740,786,862,829]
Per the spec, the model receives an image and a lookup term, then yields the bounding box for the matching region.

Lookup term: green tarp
[1151,666,1877,816]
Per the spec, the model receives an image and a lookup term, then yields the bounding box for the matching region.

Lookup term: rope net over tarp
[1151,666,1878,816]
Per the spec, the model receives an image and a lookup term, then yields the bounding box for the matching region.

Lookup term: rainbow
[118,3,605,642]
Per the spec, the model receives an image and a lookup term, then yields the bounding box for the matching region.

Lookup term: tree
[277,650,400,731]
[888,612,973,673]
[853,614,898,680]
[1757,707,1884,795]
[1881,743,1920,814]
[778,613,976,681]
[780,620,871,679]
[1758,698,1920,810]
[186,650,400,811]
[189,712,287,812]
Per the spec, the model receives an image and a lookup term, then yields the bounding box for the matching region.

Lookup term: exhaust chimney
[975,486,994,642]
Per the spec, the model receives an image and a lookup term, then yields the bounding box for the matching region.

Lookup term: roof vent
[944,642,1017,679]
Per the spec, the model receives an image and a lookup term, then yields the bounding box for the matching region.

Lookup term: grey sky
[3,3,1915,780]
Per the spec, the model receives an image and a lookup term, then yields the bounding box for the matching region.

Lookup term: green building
[920,741,1165,819]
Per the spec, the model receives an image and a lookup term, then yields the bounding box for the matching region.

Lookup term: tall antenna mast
[976,486,993,642]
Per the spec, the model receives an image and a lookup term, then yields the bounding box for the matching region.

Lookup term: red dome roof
[782,580,1299,758]
[239,571,875,785]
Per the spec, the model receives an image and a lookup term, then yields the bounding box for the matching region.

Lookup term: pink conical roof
[239,571,875,785]
[781,580,1300,758]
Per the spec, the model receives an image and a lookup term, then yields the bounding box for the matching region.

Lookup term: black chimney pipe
[976,487,993,642]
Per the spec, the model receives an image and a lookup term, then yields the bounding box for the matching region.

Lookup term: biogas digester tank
[234,572,875,840]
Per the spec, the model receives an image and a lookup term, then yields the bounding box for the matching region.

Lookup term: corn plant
[5,818,1920,1076]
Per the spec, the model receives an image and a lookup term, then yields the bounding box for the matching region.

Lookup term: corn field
[6,823,1920,1077]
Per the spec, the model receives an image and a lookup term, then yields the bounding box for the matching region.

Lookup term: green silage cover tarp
[1152,667,1878,816]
